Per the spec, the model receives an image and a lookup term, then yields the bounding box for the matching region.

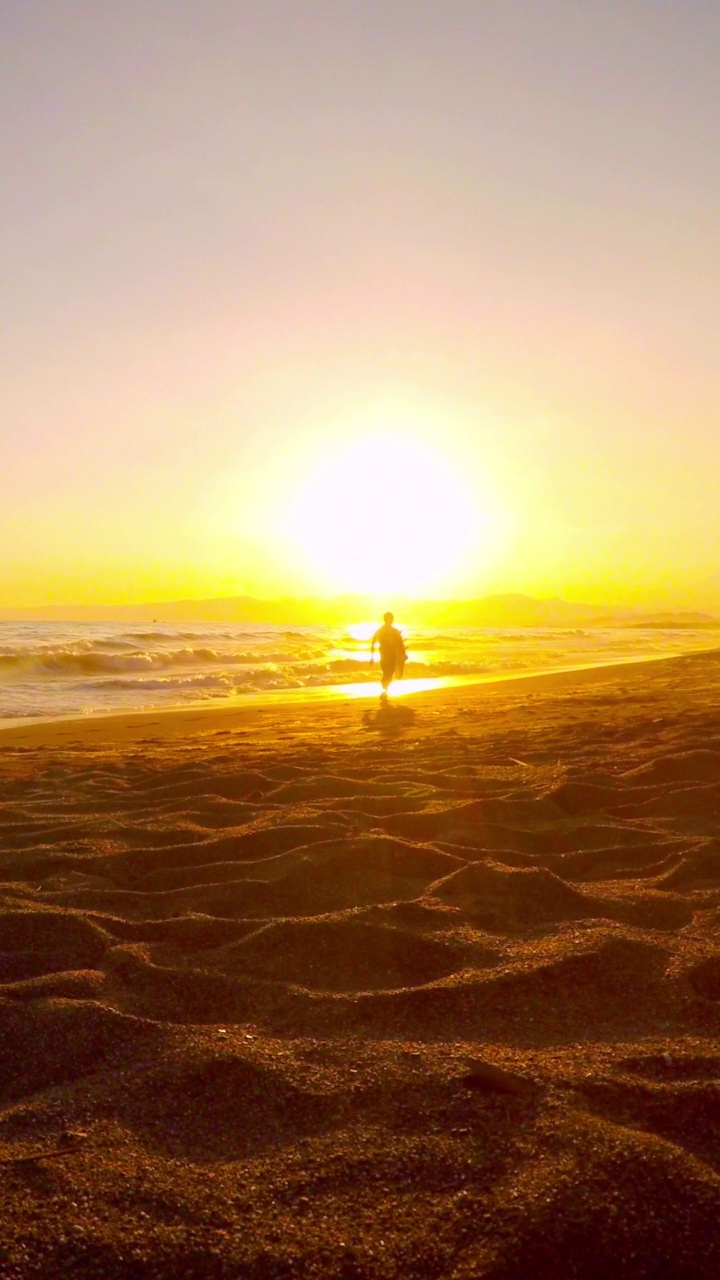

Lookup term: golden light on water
[336,674,445,699]
[283,434,487,597]
[345,621,378,642]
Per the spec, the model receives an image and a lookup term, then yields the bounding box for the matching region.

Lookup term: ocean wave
[89,657,520,693]
[1,619,717,724]
[98,672,248,692]
[407,633,479,647]
[0,645,327,677]
[123,629,243,642]
[0,645,600,685]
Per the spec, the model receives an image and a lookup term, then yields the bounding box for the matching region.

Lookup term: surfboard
[396,639,406,678]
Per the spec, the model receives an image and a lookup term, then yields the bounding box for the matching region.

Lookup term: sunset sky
[3,1,719,612]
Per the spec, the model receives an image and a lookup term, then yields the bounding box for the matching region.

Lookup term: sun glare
[345,621,378,642]
[284,434,486,596]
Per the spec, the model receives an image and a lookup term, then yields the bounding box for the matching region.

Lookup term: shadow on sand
[362,702,417,736]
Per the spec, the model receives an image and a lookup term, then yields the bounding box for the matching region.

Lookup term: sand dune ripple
[2,651,720,1276]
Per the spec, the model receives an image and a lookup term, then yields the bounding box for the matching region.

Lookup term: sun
[283,433,486,596]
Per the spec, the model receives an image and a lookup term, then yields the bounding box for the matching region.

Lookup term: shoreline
[0,646,711,748]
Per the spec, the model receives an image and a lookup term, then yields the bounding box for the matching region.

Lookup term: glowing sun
[284,433,485,595]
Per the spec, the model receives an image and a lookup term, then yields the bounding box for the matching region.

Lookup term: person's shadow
[362,703,416,737]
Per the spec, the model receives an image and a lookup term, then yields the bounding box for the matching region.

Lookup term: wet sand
[2,650,720,1278]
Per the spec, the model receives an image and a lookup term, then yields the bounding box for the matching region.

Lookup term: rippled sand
[2,652,720,1278]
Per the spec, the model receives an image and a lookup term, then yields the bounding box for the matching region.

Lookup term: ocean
[0,620,718,726]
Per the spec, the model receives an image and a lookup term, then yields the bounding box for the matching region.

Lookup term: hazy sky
[3,1,719,609]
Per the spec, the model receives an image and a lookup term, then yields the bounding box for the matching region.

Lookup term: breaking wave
[0,647,320,676]
[0,620,716,723]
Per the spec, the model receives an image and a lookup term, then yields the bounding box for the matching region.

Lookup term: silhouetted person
[370,612,407,697]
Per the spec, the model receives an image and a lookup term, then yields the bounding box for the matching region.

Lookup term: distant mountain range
[1,593,719,628]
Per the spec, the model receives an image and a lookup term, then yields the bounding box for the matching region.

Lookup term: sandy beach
[2,649,720,1278]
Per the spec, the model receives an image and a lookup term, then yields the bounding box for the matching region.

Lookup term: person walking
[370,612,407,698]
